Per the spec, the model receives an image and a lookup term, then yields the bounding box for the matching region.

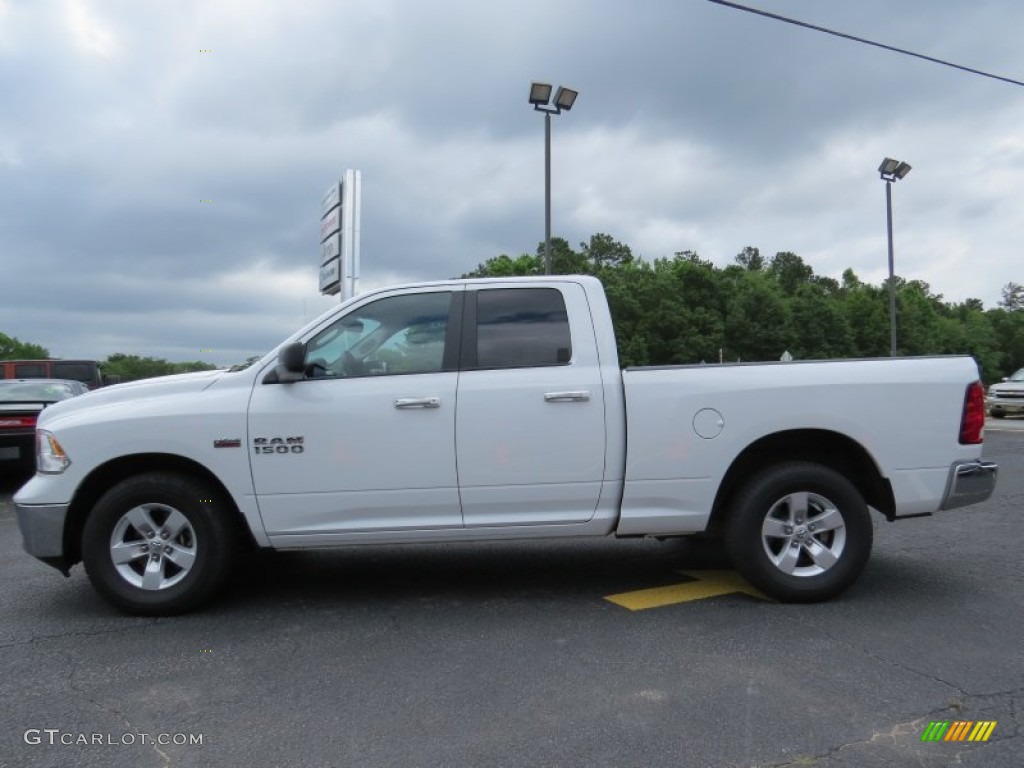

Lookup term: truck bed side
[617,356,983,535]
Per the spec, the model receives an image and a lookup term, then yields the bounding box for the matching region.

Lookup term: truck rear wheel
[82,472,235,615]
[724,462,872,602]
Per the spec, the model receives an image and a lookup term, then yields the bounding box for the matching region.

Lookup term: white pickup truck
[15,276,997,615]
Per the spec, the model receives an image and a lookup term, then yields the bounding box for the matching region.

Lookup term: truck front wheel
[82,472,235,615]
[724,462,872,602]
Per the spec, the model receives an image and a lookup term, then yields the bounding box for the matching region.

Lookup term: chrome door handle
[544,390,590,403]
[394,397,441,409]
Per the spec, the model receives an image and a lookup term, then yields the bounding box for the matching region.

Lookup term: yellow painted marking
[604,570,770,611]
[970,721,996,741]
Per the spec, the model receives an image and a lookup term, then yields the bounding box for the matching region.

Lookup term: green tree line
[5,236,1022,385]
[0,332,49,360]
[0,335,218,383]
[463,234,1024,382]
[98,354,218,382]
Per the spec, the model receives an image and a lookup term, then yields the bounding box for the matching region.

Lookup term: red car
[0,379,89,473]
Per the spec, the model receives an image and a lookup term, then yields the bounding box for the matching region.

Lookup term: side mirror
[1002,376,1009,382]
[274,342,306,383]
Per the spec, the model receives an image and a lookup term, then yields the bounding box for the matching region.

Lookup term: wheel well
[63,453,257,566]
[706,430,895,535]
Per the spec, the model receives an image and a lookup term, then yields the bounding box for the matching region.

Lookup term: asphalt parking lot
[1,424,1021,768]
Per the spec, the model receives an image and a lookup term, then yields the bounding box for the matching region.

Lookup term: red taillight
[959,381,985,445]
[0,415,37,429]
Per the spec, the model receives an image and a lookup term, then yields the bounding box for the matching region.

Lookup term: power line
[706,0,1024,88]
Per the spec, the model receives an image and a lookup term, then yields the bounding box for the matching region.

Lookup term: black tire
[82,472,236,615]
[724,462,872,603]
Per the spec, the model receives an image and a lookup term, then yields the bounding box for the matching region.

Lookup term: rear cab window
[14,364,46,378]
[466,288,572,370]
[52,361,102,388]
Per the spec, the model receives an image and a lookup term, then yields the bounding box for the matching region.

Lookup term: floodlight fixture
[879,157,911,182]
[529,82,552,106]
[553,86,578,111]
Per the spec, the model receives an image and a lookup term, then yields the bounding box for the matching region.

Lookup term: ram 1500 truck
[14,276,998,615]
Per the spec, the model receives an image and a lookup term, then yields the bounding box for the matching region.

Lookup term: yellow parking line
[605,570,770,611]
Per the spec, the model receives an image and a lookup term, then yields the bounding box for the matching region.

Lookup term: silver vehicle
[987,368,1024,418]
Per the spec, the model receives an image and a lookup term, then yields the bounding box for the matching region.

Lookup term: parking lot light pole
[529,82,578,275]
[878,157,911,357]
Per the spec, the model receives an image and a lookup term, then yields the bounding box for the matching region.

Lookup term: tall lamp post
[878,157,911,357]
[529,82,578,275]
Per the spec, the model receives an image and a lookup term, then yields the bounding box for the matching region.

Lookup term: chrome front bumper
[940,460,998,511]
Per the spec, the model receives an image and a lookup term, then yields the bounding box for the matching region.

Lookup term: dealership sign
[318,170,361,298]
[319,257,341,293]
[320,183,340,218]
[320,236,339,265]
[320,207,340,240]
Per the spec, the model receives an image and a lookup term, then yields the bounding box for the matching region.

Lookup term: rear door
[455,283,607,526]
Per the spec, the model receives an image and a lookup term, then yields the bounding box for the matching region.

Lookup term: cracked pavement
[0,431,1020,767]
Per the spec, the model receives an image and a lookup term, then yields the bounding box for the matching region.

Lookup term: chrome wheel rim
[760,492,846,577]
[109,504,197,590]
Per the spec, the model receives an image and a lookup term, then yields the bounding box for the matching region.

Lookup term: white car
[987,367,1024,418]
[15,275,997,614]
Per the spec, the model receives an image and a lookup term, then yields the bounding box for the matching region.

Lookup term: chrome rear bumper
[940,460,998,511]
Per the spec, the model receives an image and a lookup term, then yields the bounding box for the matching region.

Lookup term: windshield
[1008,368,1024,382]
[0,381,78,401]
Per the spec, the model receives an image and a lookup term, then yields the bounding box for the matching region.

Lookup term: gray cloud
[1,0,1023,365]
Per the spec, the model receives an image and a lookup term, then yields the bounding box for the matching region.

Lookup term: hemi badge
[213,439,242,448]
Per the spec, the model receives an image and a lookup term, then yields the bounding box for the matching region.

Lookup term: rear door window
[53,361,99,386]
[471,288,572,369]
[14,364,46,378]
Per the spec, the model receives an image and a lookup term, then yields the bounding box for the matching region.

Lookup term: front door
[248,288,463,538]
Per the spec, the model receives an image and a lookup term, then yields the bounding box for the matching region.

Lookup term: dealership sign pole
[319,170,361,300]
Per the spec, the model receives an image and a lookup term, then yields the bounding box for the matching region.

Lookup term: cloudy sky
[2,0,1022,365]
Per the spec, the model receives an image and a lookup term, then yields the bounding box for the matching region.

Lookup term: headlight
[36,430,71,474]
